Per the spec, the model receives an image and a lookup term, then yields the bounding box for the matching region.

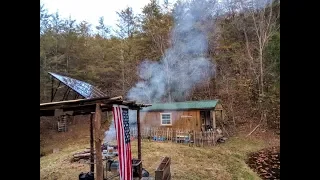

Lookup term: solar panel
[48,72,106,99]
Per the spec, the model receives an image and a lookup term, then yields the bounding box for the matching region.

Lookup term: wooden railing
[130,127,219,147]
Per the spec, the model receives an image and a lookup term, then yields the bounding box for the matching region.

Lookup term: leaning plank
[246,124,261,137]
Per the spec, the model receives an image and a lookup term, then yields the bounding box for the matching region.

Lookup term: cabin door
[200,111,212,131]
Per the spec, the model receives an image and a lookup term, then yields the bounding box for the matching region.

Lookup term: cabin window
[160,113,172,125]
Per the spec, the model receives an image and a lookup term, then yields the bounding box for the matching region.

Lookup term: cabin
[140,100,224,132]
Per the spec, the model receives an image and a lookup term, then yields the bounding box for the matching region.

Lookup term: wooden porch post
[90,113,94,173]
[94,103,103,180]
[212,110,216,129]
[137,109,142,180]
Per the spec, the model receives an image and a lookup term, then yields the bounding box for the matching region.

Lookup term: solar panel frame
[48,72,107,99]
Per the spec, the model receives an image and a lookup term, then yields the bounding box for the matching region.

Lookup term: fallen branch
[246,124,261,137]
[73,153,94,158]
[71,152,96,162]
[105,173,120,180]
[73,150,91,155]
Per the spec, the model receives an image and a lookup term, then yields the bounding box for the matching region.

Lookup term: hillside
[40,0,280,130]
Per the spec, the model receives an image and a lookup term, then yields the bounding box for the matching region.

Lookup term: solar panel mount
[48,72,106,101]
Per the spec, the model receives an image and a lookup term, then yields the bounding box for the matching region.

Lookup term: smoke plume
[127,0,218,103]
[103,110,139,144]
[103,120,116,143]
[104,0,219,142]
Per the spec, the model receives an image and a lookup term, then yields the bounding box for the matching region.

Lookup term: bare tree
[241,0,280,96]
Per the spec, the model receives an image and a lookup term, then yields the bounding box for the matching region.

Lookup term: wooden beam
[40,96,152,117]
[90,113,94,173]
[212,111,216,129]
[94,103,103,180]
[41,98,86,106]
[40,99,143,112]
[40,96,122,108]
[137,109,142,180]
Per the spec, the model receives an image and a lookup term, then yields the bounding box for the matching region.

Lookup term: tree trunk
[259,48,264,95]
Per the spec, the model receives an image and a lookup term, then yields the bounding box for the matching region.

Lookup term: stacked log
[71,150,96,162]
[71,144,117,162]
[247,146,280,180]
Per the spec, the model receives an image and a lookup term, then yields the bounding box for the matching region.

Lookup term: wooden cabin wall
[215,110,223,122]
[214,103,225,123]
[140,110,201,131]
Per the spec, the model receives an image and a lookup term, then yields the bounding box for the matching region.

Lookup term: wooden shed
[140,100,224,131]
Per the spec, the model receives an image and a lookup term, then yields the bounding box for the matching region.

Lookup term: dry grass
[40,135,276,180]
[40,121,90,156]
[40,121,279,180]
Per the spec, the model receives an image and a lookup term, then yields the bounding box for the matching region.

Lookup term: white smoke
[104,0,219,141]
[104,120,116,143]
[103,110,140,144]
[127,0,218,103]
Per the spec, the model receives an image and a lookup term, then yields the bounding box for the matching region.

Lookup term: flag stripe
[117,107,124,179]
[113,107,121,178]
[113,105,132,180]
[117,106,124,179]
[119,107,126,179]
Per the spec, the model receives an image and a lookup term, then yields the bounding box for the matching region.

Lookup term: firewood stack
[71,144,118,162]
[247,146,280,180]
[71,149,96,162]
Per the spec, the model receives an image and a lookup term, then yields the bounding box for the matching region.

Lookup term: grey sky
[41,0,177,30]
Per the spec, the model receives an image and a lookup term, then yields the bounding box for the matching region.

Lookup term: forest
[40,0,280,130]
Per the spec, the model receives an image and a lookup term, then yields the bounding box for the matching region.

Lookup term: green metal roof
[141,100,219,111]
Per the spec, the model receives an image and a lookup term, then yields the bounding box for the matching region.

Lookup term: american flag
[112,105,132,180]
